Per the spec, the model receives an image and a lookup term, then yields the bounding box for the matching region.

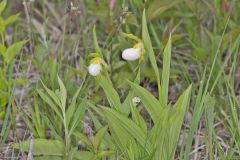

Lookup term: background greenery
[0,0,240,159]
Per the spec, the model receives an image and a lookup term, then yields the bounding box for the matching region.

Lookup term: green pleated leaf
[101,107,151,154]
[57,76,67,109]
[98,75,123,112]
[168,85,192,159]
[122,69,141,115]
[13,139,64,156]
[40,81,62,109]
[74,151,95,160]
[5,13,20,26]
[0,0,7,15]
[37,90,63,120]
[3,40,27,64]
[93,126,108,149]
[128,81,162,123]
[66,81,84,127]
[142,9,162,102]
[34,156,62,160]
[161,35,172,107]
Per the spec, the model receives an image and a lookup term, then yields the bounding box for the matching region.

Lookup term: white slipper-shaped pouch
[88,58,102,76]
[122,47,141,61]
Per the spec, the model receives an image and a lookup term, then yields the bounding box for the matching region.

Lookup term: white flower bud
[88,58,102,76]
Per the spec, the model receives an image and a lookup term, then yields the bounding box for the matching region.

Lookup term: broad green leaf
[0,43,6,53]
[0,0,7,15]
[128,81,162,123]
[74,151,95,160]
[88,109,115,149]
[34,156,62,160]
[88,108,104,130]
[98,75,123,112]
[161,35,171,107]
[66,85,82,127]
[37,90,63,120]
[0,18,5,34]
[90,104,130,155]
[130,102,147,133]
[5,13,20,26]
[122,69,141,114]
[102,107,151,154]
[41,81,62,109]
[149,105,170,159]
[97,150,115,158]
[68,98,88,136]
[142,10,161,102]
[93,126,108,149]
[13,139,64,156]
[74,132,92,147]
[126,140,136,160]
[42,116,62,141]
[168,85,192,159]
[4,40,27,64]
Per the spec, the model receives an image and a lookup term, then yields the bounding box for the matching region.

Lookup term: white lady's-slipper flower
[122,43,142,61]
[88,58,102,76]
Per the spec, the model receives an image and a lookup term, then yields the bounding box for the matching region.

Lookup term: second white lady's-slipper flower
[88,57,102,76]
[121,33,144,61]
[122,43,142,61]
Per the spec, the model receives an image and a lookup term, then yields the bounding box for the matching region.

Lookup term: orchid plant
[13,10,192,160]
